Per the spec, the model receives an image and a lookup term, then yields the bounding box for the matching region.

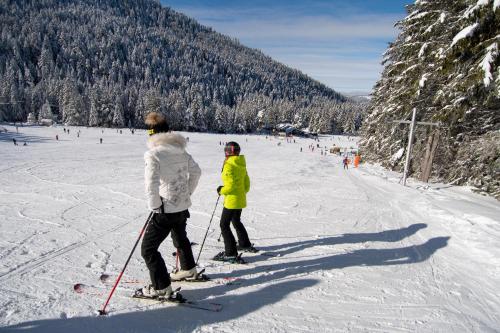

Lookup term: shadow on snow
[1,279,318,333]
[0,130,53,144]
[2,224,450,332]
[256,223,429,258]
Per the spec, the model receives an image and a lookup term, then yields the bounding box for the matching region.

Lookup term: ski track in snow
[0,125,499,332]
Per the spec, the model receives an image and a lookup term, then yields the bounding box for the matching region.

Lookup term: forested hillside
[0,0,365,134]
[360,0,499,198]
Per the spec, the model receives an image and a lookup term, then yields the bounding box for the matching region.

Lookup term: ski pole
[195,195,220,265]
[98,212,153,316]
[217,232,222,242]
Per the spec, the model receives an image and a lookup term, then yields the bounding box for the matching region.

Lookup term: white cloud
[179,7,400,40]
[166,4,402,91]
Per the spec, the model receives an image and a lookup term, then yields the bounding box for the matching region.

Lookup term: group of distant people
[12,138,27,146]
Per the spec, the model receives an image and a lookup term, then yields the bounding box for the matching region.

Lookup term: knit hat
[145,112,169,136]
[224,141,241,157]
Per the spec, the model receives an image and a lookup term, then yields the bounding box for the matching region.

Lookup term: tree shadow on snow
[256,223,428,259]
[0,130,53,144]
[1,279,318,333]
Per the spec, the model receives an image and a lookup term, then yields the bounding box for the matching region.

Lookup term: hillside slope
[0,0,365,133]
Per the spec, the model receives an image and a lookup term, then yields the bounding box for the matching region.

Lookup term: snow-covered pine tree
[435,0,500,196]
[38,101,54,122]
[361,0,499,199]
[88,90,100,127]
[61,79,84,125]
[112,103,125,128]
[27,112,36,124]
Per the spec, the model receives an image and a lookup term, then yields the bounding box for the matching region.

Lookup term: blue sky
[160,0,412,94]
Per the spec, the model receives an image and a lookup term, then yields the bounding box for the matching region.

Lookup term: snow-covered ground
[1,124,499,332]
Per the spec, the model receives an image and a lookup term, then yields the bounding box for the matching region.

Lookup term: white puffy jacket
[144,132,201,213]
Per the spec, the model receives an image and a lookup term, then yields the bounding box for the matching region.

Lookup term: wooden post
[393,113,440,187]
[420,130,440,182]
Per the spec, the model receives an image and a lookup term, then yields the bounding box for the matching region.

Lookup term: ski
[74,283,104,296]
[238,243,280,257]
[99,269,211,285]
[237,244,259,253]
[73,282,135,296]
[215,276,242,285]
[212,252,246,264]
[97,271,241,287]
[132,287,222,312]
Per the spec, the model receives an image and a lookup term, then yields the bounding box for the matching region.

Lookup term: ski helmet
[224,141,241,157]
[145,112,169,136]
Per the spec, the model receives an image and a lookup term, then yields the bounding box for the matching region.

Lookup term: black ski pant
[141,210,195,290]
[220,208,251,256]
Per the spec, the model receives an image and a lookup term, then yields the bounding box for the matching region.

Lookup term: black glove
[152,204,164,214]
[217,186,223,195]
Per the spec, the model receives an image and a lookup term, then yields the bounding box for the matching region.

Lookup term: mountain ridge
[0,0,366,134]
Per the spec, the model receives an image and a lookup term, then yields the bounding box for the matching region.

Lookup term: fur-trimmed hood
[147,132,187,150]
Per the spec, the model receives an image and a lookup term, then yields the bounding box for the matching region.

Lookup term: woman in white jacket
[139,112,201,298]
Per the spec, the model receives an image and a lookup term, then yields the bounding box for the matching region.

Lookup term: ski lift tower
[393,108,440,186]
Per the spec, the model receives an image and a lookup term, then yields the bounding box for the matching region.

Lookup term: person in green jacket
[214,141,257,261]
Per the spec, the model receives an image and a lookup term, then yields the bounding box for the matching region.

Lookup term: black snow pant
[141,210,195,290]
[220,208,251,256]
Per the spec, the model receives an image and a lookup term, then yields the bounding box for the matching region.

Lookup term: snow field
[0,124,499,332]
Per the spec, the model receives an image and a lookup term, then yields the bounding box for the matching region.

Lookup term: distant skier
[55,135,58,141]
[23,142,27,146]
[12,138,17,145]
[214,141,256,262]
[343,156,349,170]
[139,112,201,298]
[100,138,102,144]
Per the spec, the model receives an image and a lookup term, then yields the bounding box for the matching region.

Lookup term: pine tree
[112,103,125,127]
[38,101,54,122]
[361,0,500,199]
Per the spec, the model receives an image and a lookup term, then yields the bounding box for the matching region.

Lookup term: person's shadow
[256,223,428,260]
[201,235,450,291]
[1,225,449,332]
[1,279,319,333]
